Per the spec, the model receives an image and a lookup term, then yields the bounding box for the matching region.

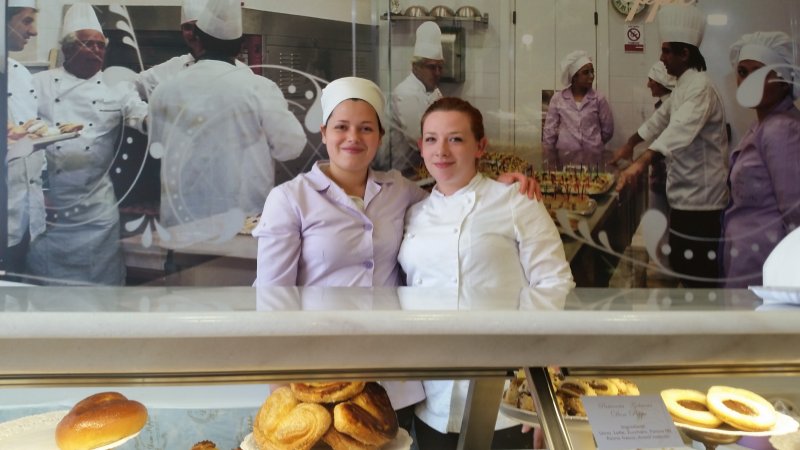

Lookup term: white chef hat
[181,0,207,24]
[730,31,797,98]
[560,50,592,87]
[9,0,36,8]
[657,4,705,47]
[414,21,444,61]
[648,61,676,90]
[196,0,242,40]
[61,3,103,39]
[321,77,386,129]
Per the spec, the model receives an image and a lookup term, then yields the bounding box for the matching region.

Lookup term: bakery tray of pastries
[535,168,616,197]
[661,386,799,437]
[246,381,412,450]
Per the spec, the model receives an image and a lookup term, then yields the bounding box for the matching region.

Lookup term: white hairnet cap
[9,0,36,8]
[61,4,103,38]
[181,0,207,24]
[560,50,592,87]
[657,4,705,46]
[648,61,676,90]
[414,21,443,60]
[321,77,386,128]
[196,0,242,40]
[731,31,798,100]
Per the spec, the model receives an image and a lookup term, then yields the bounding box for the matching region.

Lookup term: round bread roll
[332,382,398,447]
[706,386,777,432]
[661,388,722,429]
[55,391,148,450]
[290,381,365,404]
[559,379,596,397]
[587,379,619,396]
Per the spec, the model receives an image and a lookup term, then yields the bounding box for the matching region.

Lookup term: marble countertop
[1,286,798,377]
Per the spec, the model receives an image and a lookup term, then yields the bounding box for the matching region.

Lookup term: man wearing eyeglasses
[378,21,445,176]
[134,0,251,101]
[25,4,148,285]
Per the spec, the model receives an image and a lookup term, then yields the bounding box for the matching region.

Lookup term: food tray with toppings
[543,196,597,216]
[535,170,616,196]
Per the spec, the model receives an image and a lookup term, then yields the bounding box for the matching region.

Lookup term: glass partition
[3,0,799,290]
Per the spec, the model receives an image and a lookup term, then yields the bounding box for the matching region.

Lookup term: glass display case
[1,286,799,449]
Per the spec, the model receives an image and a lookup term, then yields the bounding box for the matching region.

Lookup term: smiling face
[320,99,383,179]
[62,29,107,79]
[660,42,688,78]
[419,110,487,196]
[736,59,791,113]
[7,8,38,52]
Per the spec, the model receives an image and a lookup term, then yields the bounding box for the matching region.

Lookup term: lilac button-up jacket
[254,162,427,287]
[722,96,800,288]
[542,87,614,168]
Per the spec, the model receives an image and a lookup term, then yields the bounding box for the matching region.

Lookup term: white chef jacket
[378,73,442,174]
[149,59,305,231]
[637,69,729,210]
[6,58,46,246]
[134,53,250,101]
[27,67,148,285]
[398,174,574,433]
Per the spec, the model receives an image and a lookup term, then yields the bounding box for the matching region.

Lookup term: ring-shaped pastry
[706,386,777,432]
[661,389,723,428]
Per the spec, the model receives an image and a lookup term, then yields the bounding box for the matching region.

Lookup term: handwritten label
[626,0,698,23]
[583,395,684,450]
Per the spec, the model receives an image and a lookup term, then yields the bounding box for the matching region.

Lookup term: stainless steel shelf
[380,13,489,25]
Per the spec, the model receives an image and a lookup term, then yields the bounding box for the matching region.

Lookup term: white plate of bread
[0,410,140,450]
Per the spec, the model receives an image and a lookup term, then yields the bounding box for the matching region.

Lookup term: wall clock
[611,0,647,17]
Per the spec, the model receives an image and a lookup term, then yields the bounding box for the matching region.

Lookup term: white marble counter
[0,286,798,377]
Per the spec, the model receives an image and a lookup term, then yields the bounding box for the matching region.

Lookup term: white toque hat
[9,0,36,8]
[413,21,443,60]
[321,77,386,128]
[181,0,207,24]
[560,50,592,87]
[657,4,706,47]
[730,31,797,99]
[61,3,103,38]
[648,61,676,90]
[196,0,242,40]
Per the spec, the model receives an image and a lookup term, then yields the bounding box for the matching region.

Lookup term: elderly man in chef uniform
[134,0,250,101]
[148,0,305,242]
[377,21,444,176]
[615,4,728,288]
[5,0,45,280]
[25,4,149,285]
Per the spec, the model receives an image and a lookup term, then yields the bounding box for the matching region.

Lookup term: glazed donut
[290,381,366,404]
[587,379,619,396]
[253,386,332,450]
[661,389,723,428]
[706,386,777,432]
[332,382,398,446]
[55,392,148,450]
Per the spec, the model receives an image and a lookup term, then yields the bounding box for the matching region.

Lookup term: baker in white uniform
[5,0,45,279]
[134,0,250,101]
[377,21,444,176]
[26,4,149,285]
[615,4,728,287]
[148,0,305,242]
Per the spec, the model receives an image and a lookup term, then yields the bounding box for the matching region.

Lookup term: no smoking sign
[625,24,644,52]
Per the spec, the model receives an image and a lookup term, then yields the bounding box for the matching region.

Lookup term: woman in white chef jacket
[397,97,574,448]
[25,5,148,285]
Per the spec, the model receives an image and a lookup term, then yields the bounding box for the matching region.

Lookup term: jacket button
[364,261,374,269]
[364,223,373,231]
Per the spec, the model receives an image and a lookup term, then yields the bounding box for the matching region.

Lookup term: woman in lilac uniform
[722,32,800,288]
[542,50,614,168]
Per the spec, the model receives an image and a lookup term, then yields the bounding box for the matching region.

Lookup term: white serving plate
[674,411,799,437]
[749,286,800,305]
[0,410,140,449]
[240,428,412,450]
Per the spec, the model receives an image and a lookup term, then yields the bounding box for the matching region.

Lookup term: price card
[582,395,684,450]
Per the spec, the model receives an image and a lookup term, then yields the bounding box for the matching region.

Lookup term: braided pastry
[254,386,331,450]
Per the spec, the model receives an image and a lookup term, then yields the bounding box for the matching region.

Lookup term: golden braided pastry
[55,391,147,450]
[290,381,366,404]
[253,386,331,450]
[706,386,777,432]
[332,382,399,447]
